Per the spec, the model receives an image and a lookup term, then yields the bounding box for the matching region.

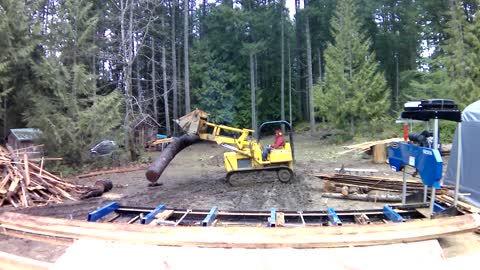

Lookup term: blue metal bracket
[269,208,276,227]
[327,207,342,226]
[433,202,446,212]
[87,202,119,222]
[202,207,218,226]
[383,205,405,222]
[141,204,166,224]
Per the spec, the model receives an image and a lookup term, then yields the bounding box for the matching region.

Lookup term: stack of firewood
[316,174,455,202]
[0,146,110,208]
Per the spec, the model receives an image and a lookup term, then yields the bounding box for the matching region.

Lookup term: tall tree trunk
[280,0,285,126]
[172,0,178,134]
[136,56,143,113]
[288,37,293,125]
[201,0,207,38]
[250,52,257,132]
[317,48,322,82]
[294,0,303,119]
[3,98,7,139]
[305,0,315,135]
[162,15,171,135]
[120,0,135,160]
[184,0,190,113]
[151,38,158,121]
[127,0,136,158]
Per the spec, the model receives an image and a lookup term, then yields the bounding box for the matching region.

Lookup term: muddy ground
[0,133,479,263]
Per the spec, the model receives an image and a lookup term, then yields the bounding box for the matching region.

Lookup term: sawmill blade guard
[175,109,209,135]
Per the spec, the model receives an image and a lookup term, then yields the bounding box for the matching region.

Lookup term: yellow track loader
[175,109,295,183]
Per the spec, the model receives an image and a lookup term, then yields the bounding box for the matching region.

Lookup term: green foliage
[191,42,237,124]
[405,2,480,110]
[442,2,480,108]
[318,0,390,135]
[21,0,123,168]
[0,0,37,131]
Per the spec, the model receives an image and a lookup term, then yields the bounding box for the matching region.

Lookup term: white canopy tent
[445,100,480,207]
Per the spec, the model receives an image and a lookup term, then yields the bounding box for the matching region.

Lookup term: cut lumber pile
[339,138,403,155]
[317,174,454,196]
[0,146,111,208]
[436,195,480,214]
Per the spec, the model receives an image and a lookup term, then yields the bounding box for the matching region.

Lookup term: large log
[146,134,200,183]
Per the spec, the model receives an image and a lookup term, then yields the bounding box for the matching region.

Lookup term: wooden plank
[0,251,52,270]
[23,153,30,186]
[8,176,20,192]
[76,166,146,179]
[438,195,480,214]
[0,173,10,193]
[155,209,175,220]
[0,212,478,248]
[276,212,285,227]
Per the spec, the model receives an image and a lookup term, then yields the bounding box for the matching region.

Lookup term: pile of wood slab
[317,174,454,202]
[0,146,111,208]
[339,138,403,155]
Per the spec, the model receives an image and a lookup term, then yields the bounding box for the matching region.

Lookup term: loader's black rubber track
[226,166,294,185]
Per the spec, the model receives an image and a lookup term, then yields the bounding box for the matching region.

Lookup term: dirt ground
[0,133,479,263]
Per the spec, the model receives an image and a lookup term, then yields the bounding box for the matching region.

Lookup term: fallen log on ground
[322,192,402,202]
[146,134,200,183]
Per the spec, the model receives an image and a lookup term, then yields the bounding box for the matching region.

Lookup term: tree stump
[372,143,387,164]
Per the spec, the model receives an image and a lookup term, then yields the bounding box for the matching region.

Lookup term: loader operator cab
[257,121,295,163]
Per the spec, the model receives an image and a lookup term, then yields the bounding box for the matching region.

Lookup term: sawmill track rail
[86,202,449,227]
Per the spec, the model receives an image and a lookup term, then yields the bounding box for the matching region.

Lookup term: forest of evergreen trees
[0,0,479,165]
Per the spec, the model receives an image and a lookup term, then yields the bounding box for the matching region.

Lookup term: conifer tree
[442,1,480,107]
[24,0,123,165]
[320,0,389,134]
[0,0,36,136]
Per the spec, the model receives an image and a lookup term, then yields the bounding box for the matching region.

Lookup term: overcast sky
[285,0,302,19]
[198,1,301,19]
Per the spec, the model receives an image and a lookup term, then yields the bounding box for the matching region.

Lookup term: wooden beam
[0,212,478,248]
[0,251,52,270]
[76,166,146,179]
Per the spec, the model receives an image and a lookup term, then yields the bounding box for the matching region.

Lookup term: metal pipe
[175,209,192,226]
[423,186,428,203]
[402,168,407,205]
[429,118,440,217]
[454,122,462,205]
[298,211,306,226]
[429,187,436,218]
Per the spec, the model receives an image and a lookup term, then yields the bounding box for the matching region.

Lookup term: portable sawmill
[174,109,295,183]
